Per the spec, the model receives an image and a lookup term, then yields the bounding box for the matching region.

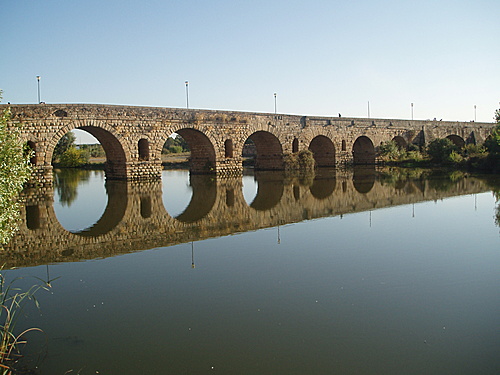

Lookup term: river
[2,168,500,374]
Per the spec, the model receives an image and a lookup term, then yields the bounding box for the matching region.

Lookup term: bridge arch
[446,134,465,148]
[392,136,407,150]
[160,127,217,174]
[308,135,336,167]
[352,136,375,164]
[47,122,129,180]
[244,131,284,170]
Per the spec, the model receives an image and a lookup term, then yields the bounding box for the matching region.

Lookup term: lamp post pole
[411,102,414,120]
[185,81,189,109]
[36,76,41,104]
[474,105,476,121]
[274,93,277,114]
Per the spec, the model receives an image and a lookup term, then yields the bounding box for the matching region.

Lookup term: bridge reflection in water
[2,168,491,268]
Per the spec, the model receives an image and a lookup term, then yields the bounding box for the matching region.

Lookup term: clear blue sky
[2,0,499,123]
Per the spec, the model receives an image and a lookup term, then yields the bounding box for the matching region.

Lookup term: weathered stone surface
[2,103,495,184]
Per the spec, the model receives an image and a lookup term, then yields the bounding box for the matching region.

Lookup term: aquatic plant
[0,271,53,374]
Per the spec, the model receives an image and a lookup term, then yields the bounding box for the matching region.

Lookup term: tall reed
[0,271,53,374]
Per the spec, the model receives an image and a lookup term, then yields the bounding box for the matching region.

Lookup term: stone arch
[353,136,375,164]
[308,135,336,167]
[167,127,216,174]
[47,122,129,180]
[138,138,150,161]
[341,140,347,151]
[244,131,284,170]
[292,138,299,153]
[392,136,407,150]
[446,134,465,148]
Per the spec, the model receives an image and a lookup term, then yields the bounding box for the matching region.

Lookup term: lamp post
[274,93,277,114]
[367,101,370,118]
[474,105,476,121]
[411,102,414,120]
[36,76,41,104]
[185,81,189,109]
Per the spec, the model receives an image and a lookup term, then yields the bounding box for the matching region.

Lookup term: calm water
[3,168,500,374]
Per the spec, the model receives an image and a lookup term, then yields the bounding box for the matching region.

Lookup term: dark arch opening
[341,140,347,151]
[225,139,234,158]
[292,138,299,153]
[446,135,465,148]
[138,139,150,161]
[309,135,336,167]
[244,131,284,170]
[353,136,375,164]
[392,136,407,150]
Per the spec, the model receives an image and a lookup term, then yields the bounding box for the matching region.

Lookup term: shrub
[0,103,32,246]
[448,151,464,164]
[58,147,89,167]
[168,145,183,154]
[378,141,401,161]
[284,150,315,171]
[427,138,458,163]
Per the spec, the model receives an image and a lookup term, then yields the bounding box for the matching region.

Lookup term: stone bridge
[2,169,492,268]
[2,104,495,185]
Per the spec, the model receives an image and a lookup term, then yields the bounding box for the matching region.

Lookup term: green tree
[0,96,32,245]
[53,132,76,162]
[484,110,500,154]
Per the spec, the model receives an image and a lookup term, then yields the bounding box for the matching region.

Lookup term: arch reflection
[249,171,284,210]
[175,175,216,223]
[2,169,494,268]
[353,166,376,194]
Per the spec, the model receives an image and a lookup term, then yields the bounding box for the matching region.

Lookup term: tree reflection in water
[53,168,91,206]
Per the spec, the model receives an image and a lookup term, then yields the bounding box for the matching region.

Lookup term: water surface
[3,168,500,374]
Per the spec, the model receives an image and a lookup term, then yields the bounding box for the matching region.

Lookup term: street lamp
[411,102,414,120]
[367,101,370,118]
[185,81,189,109]
[36,76,41,104]
[274,93,277,114]
[474,105,476,121]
